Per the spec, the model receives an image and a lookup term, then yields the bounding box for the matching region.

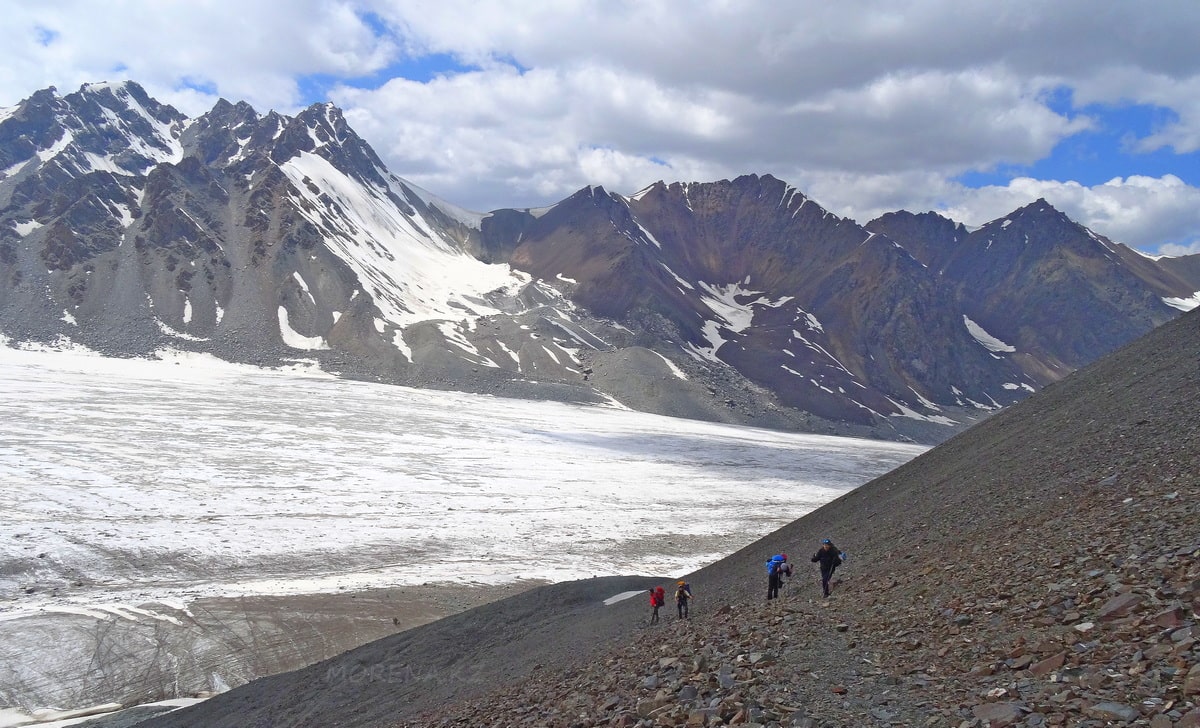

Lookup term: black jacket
[811,545,842,571]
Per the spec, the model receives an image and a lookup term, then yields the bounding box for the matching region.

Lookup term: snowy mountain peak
[3,82,1199,445]
[295,101,350,143]
[626,181,661,201]
[77,79,146,101]
[582,184,615,203]
[997,197,1078,230]
[0,79,186,179]
[206,98,260,126]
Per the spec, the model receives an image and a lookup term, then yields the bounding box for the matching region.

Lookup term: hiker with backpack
[766,553,792,600]
[649,586,666,624]
[674,580,693,619]
[811,538,843,597]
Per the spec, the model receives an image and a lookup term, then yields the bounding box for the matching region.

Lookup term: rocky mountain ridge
[3,81,1200,443]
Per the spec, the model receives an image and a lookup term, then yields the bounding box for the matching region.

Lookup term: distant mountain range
[3,81,1198,443]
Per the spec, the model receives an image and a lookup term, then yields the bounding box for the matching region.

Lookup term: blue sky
[2,0,1198,255]
[960,102,1196,189]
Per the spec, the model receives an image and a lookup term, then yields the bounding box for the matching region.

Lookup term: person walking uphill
[766,553,791,601]
[674,580,693,619]
[811,539,842,597]
[649,586,665,624]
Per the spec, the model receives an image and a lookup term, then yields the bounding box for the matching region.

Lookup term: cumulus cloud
[942,175,1200,251]
[793,171,1200,257]
[764,67,1092,172]
[1,0,1198,251]
[332,65,736,210]
[335,0,1200,253]
[1157,241,1200,257]
[1003,175,1200,255]
[0,0,396,115]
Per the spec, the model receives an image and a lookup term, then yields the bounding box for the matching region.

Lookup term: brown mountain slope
[413,305,1200,725]
[140,310,1198,728]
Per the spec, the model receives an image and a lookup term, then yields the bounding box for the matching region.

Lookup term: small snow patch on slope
[13,220,43,236]
[603,590,645,606]
[698,279,792,328]
[627,183,656,201]
[791,329,852,376]
[963,315,1015,353]
[32,131,75,167]
[885,397,957,426]
[662,263,695,292]
[156,319,207,342]
[1,158,29,178]
[1084,226,1122,257]
[436,321,500,367]
[623,212,662,249]
[278,307,328,350]
[292,272,315,304]
[652,351,688,380]
[1163,291,1200,312]
[1003,382,1036,392]
[546,316,609,349]
[686,279,792,362]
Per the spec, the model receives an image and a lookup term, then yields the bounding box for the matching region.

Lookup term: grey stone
[1085,702,1140,722]
[971,702,1025,727]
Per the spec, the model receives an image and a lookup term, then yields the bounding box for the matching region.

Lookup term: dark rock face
[869,202,1200,382]
[497,176,1196,433]
[3,82,1199,443]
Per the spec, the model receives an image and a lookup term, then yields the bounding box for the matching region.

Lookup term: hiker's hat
[822,538,832,544]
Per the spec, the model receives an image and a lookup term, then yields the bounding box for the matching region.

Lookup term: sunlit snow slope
[0,343,923,613]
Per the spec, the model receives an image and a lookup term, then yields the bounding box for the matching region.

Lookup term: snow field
[0,343,925,616]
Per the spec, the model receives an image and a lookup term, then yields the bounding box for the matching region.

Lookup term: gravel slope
[136,576,663,728]
[139,308,1200,727]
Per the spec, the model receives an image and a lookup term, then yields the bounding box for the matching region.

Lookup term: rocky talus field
[398,309,1200,727]
[139,308,1198,728]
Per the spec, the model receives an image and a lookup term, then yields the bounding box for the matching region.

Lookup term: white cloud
[808,172,1200,256]
[941,175,1200,254]
[1158,241,1200,256]
[334,2,1199,253]
[332,65,735,209]
[763,67,1092,172]
[0,0,396,115]
[1100,74,1200,156]
[797,170,966,225]
[1,0,1198,251]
